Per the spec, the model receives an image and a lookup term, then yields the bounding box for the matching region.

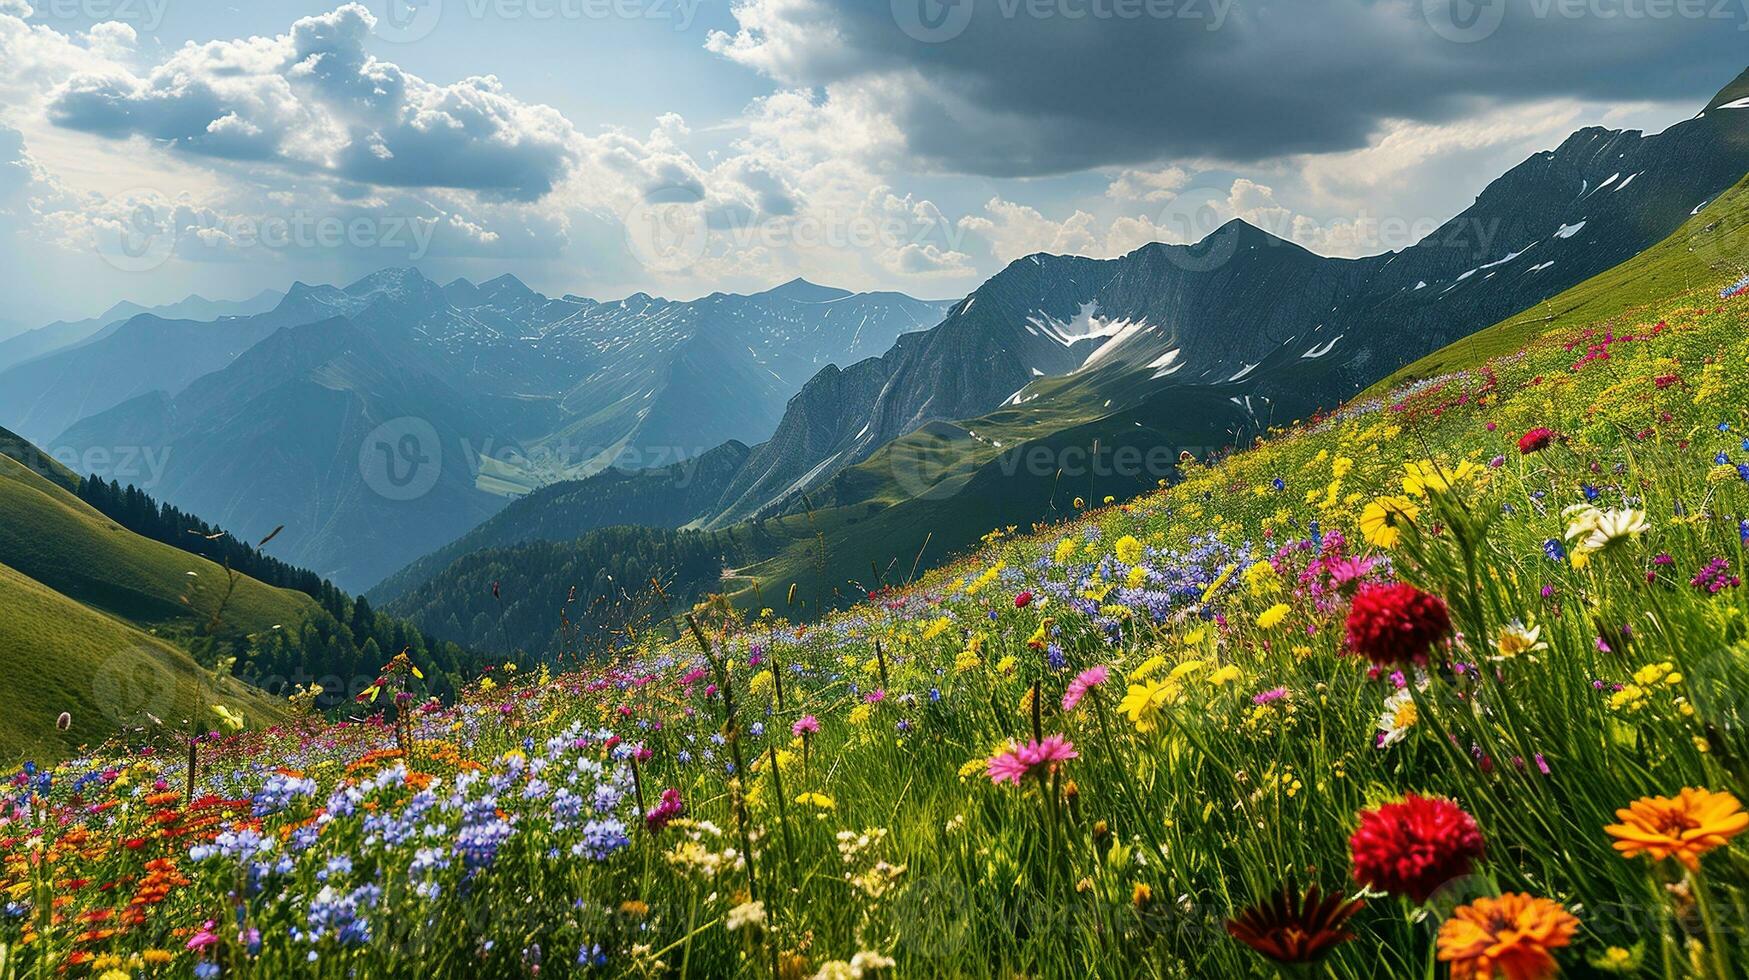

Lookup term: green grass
[0,432,310,759]
[0,563,285,763]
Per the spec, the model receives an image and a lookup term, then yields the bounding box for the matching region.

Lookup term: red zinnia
[1350,794,1485,903]
[1015,590,1034,608]
[1344,582,1451,667]
[1517,427,1555,454]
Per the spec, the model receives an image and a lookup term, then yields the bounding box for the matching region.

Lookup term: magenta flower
[1251,686,1288,705]
[187,921,219,951]
[792,715,820,737]
[987,734,1078,786]
[1061,666,1109,711]
[645,788,686,832]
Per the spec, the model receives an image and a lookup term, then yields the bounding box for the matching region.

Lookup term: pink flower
[1061,666,1109,711]
[187,920,219,951]
[987,734,1078,786]
[792,715,820,737]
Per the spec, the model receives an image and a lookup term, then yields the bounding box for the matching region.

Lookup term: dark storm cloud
[709,0,1749,176]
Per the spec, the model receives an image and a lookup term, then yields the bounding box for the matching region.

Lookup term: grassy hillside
[0,433,314,759]
[1373,172,1749,393]
[0,563,284,762]
[0,450,314,640]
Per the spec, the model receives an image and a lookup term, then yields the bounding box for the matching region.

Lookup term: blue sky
[0,0,1743,326]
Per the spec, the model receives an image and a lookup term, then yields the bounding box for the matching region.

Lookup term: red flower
[1350,794,1485,903]
[1015,591,1034,608]
[1344,582,1451,667]
[1517,427,1555,454]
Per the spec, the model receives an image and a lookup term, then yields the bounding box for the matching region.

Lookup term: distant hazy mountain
[0,290,283,375]
[49,270,950,590]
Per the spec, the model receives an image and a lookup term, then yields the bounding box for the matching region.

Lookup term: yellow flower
[1242,560,1280,596]
[1114,535,1144,565]
[1402,458,1481,498]
[1207,665,1243,686]
[1128,654,1167,681]
[1359,496,1420,549]
[795,792,835,810]
[1255,604,1290,630]
[1166,660,1208,683]
[1118,679,1175,733]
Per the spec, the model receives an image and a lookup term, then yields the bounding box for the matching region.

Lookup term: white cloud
[47,4,578,199]
[1106,166,1191,203]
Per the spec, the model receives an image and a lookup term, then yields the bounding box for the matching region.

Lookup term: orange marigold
[1436,893,1578,980]
[1604,787,1748,872]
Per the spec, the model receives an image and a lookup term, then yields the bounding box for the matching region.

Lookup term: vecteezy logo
[623,187,711,274]
[887,424,983,501]
[92,645,184,728]
[1153,185,1242,274]
[893,0,974,42]
[373,0,443,42]
[1423,0,1504,43]
[359,417,442,501]
[95,189,176,273]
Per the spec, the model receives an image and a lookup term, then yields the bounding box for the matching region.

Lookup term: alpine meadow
[4,3,1749,978]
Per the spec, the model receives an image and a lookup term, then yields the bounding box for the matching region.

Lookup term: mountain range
[33,272,949,588]
[365,67,1749,618]
[0,290,283,375]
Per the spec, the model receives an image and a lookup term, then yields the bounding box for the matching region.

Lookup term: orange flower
[1436,893,1578,980]
[1604,788,1748,872]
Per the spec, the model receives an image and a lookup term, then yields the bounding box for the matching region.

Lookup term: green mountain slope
[0,432,316,758]
[1374,172,1749,393]
[0,449,314,639]
[0,563,283,762]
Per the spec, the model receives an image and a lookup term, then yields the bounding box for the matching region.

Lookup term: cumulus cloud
[47,4,579,200]
[1107,166,1192,203]
[705,0,1746,178]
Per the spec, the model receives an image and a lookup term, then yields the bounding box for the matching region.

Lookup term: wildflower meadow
[7,281,1749,978]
